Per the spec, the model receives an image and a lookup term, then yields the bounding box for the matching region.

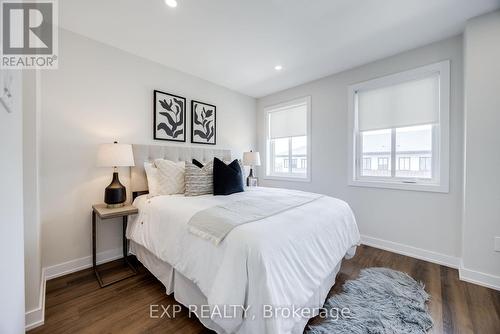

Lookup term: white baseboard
[361,235,500,291]
[459,264,500,291]
[25,270,46,331]
[360,234,461,269]
[44,247,123,280]
[25,247,122,330]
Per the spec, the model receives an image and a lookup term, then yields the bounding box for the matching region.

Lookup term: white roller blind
[357,74,440,131]
[269,103,307,139]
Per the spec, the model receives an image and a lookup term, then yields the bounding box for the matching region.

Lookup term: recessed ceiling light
[165,0,177,8]
[274,65,283,71]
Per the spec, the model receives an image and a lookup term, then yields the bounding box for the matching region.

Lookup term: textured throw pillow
[144,162,160,197]
[185,160,214,196]
[213,158,245,195]
[154,159,186,195]
[237,159,246,186]
[192,158,204,168]
[192,159,245,185]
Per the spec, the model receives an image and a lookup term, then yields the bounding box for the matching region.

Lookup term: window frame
[264,96,311,182]
[348,61,450,193]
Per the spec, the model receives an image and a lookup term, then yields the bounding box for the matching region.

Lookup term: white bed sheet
[130,241,346,334]
[127,187,360,334]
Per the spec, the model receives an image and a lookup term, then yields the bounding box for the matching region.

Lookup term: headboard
[131,144,232,193]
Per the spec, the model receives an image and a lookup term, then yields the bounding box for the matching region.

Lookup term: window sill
[348,179,449,193]
[264,175,311,183]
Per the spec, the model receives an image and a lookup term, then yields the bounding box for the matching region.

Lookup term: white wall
[462,11,500,281]
[0,70,25,333]
[40,29,256,268]
[257,36,464,262]
[23,70,43,319]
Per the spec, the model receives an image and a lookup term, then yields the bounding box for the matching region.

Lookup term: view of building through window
[361,125,432,179]
[271,136,307,175]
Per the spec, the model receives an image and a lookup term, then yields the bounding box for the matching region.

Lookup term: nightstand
[92,204,138,287]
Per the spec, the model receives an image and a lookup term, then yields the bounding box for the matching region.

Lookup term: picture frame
[153,90,186,142]
[247,177,258,187]
[191,100,216,145]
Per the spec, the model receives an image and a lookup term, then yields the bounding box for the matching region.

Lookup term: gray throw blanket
[188,189,323,245]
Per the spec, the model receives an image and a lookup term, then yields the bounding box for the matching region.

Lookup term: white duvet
[127,187,360,334]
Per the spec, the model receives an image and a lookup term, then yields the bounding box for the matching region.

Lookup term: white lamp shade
[243,151,261,166]
[97,143,135,167]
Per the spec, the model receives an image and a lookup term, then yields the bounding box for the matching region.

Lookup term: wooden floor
[29,245,500,334]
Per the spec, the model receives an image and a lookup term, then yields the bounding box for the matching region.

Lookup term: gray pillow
[237,160,246,186]
[185,160,214,196]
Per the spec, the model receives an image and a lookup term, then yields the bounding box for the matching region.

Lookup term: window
[300,159,306,169]
[378,157,389,171]
[419,157,431,171]
[265,97,311,181]
[348,61,450,192]
[398,157,411,171]
[362,158,371,170]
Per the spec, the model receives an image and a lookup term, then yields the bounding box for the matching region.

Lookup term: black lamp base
[246,167,258,187]
[106,202,125,209]
[104,171,126,208]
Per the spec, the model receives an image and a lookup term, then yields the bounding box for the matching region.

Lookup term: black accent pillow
[213,158,244,195]
[192,159,204,168]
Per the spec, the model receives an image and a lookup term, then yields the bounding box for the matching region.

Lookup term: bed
[126,144,360,334]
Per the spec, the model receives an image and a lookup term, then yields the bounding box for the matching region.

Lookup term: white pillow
[144,162,160,197]
[154,159,186,195]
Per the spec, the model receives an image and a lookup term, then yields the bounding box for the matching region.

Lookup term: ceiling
[59,0,500,98]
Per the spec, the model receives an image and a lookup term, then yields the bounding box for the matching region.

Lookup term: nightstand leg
[122,216,128,258]
[92,210,105,287]
[92,211,97,269]
[122,216,137,275]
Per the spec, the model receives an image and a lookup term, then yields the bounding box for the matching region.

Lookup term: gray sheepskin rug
[307,267,433,334]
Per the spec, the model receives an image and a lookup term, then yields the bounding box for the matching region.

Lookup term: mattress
[127,187,360,333]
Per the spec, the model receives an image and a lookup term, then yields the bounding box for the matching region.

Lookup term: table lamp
[243,150,261,186]
[97,142,135,208]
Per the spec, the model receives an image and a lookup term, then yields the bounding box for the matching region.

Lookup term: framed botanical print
[154,90,186,142]
[191,100,216,145]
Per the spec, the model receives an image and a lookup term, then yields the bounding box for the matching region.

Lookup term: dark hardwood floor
[29,245,500,334]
